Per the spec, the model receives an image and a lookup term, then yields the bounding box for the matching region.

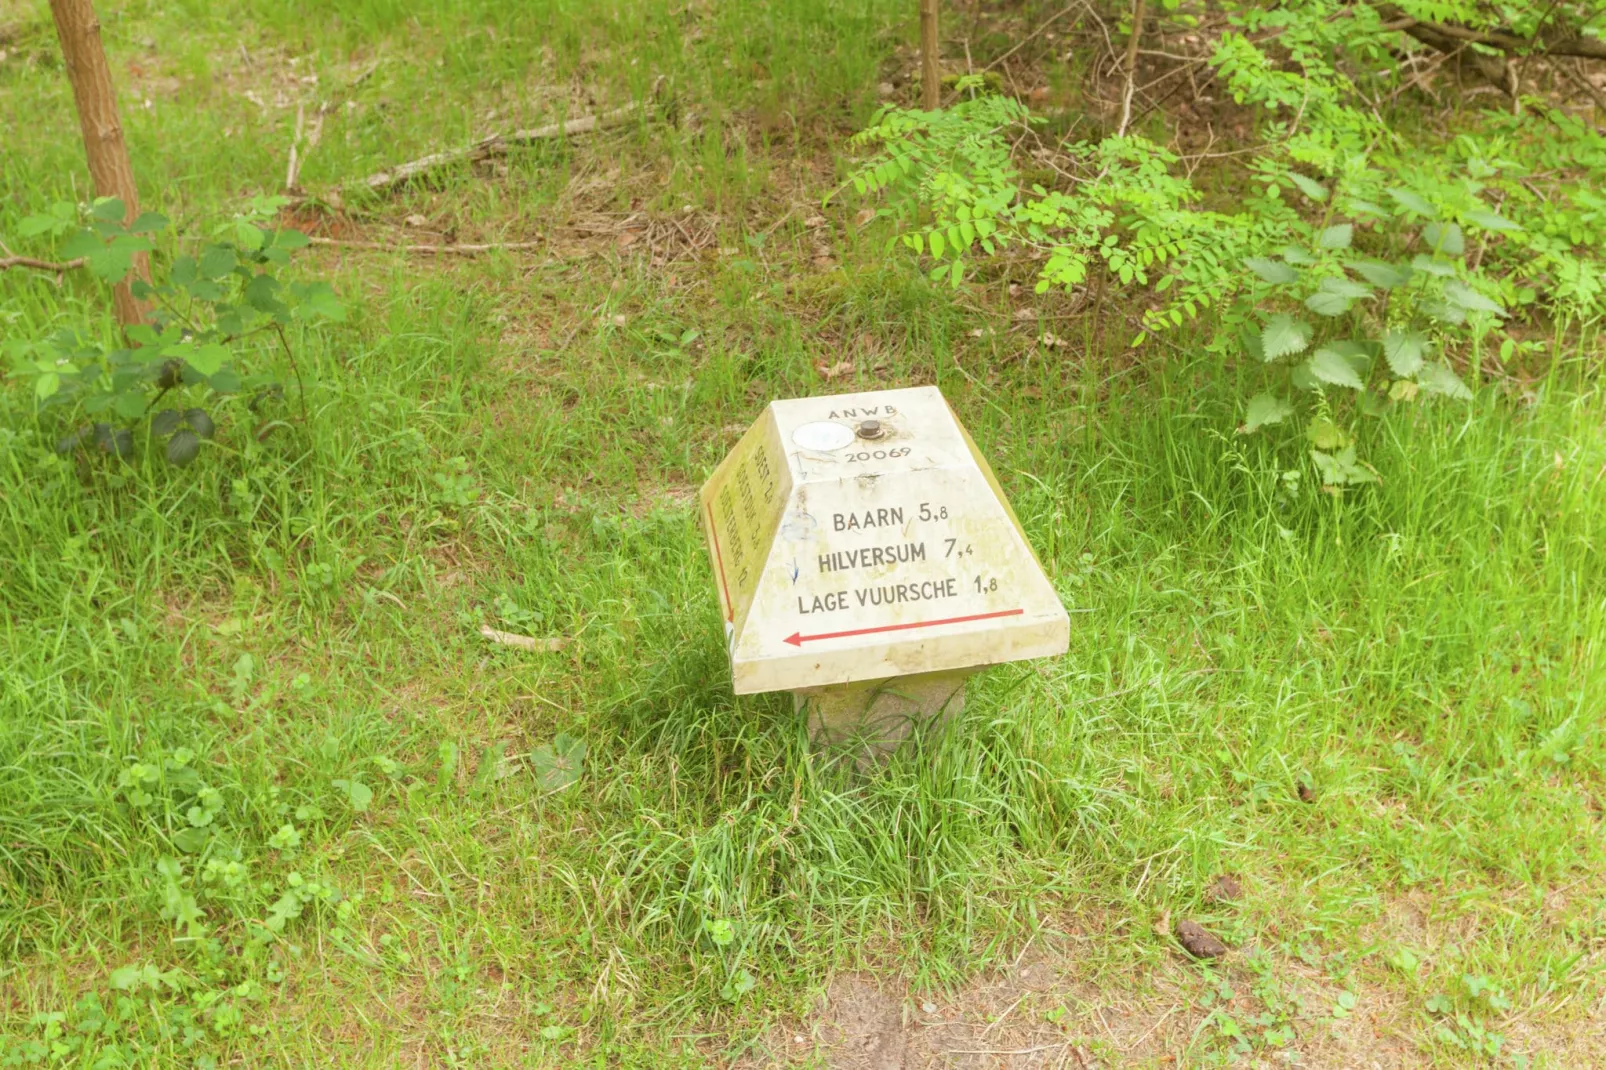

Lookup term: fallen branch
[1,253,87,274]
[1375,4,1606,61]
[359,83,660,196]
[307,236,545,255]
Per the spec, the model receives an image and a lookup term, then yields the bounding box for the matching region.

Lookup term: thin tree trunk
[920,0,941,109]
[49,0,148,326]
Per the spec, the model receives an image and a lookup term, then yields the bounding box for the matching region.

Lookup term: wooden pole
[919,0,940,110]
[48,0,149,326]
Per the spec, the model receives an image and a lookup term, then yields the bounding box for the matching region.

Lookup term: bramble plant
[844,1,1606,486]
[5,194,342,468]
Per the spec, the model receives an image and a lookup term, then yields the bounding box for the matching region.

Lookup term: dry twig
[358,78,663,196]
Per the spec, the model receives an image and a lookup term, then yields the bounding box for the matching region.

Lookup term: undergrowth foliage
[846,2,1606,484]
[5,195,342,469]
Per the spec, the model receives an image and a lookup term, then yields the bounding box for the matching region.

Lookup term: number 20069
[845,446,911,462]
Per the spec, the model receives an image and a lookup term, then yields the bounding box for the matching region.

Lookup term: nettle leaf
[1240,392,1293,434]
[1423,221,1464,256]
[1260,314,1313,360]
[1304,290,1353,317]
[1280,246,1316,266]
[1348,260,1412,288]
[1309,347,1367,389]
[1423,298,1467,325]
[1383,330,1426,377]
[1245,256,1300,284]
[1288,173,1328,202]
[165,429,201,467]
[151,409,183,435]
[1387,187,1436,218]
[1317,224,1353,250]
[1346,197,1387,219]
[1416,362,1473,400]
[1411,254,1456,277]
[1465,210,1520,233]
[1444,280,1505,317]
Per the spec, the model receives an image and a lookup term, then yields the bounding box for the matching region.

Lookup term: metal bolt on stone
[699,386,1069,759]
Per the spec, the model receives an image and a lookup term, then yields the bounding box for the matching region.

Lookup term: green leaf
[1304,290,1353,317]
[1387,187,1436,218]
[1311,445,1377,486]
[532,733,586,791]
[1421,298,1466,325]
[1240,392,1293,434]
[165,429,201,467]
[184,408,216,439]
[270,227,310,250]
[333,778,374,812]
[34,372,60,399]
[128,212,169,234]
[1288,173,1328,202]
[1244,257,1299,284]
[1317,224,1353,250]
[18,214,63,237]
[1383,330,1426,377]
[1410,254,1456,277]
[1444,280,1505,317]
[1279,246,1316,266]
[1416,362,1473,400]
[1347,260,1412,288]
[1260,314,1312,361]
[1306,416,1350,450]
[1423,221,1464,256]
[151,409,183,435]
[114,391,147,420]
[199,244,237,279]
[90,197,127,222]
[929,228,945,259]
[1309,347,1367,389]
[180,343,229,377]
[235,221,265,251]
[109,966,145,991]
[949,259,963,288]
[173,826,211,854]
[1465,210,1520,233]
[1319,277,1371,300]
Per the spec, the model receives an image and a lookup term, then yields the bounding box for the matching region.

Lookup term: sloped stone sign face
[700,386,1069,694]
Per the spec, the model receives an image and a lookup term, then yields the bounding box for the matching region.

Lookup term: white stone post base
[792,668,972,757]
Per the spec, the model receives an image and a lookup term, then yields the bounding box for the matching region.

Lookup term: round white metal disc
[791,421,855,452]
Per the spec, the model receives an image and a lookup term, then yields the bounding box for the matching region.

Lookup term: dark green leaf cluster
[5,194,343,470]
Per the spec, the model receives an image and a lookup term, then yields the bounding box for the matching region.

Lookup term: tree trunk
[48,0,149,326]
[919,0,940,110]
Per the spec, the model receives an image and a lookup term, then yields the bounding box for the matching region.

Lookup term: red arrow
[704,501,735,622]
[784,607,1024,646]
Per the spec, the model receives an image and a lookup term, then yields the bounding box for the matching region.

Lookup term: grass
[2,0,1605,1065]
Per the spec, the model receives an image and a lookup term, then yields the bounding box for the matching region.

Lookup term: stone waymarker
[699,386,1069,749]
